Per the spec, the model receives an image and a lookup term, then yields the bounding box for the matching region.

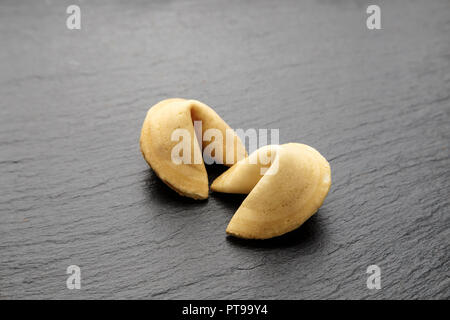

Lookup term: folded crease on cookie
[211,143,331,239]
[140,98,247,199]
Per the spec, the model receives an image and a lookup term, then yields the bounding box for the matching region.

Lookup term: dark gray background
[1,0,449,299]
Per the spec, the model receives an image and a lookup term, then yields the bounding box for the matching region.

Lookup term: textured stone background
[0,0,449,299]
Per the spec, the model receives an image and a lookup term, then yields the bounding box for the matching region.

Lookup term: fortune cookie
[211,143,331,239]
[140,98,246,199]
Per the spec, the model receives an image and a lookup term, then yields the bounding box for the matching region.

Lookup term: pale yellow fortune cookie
[211,143,331,239]
[140,98,246,200]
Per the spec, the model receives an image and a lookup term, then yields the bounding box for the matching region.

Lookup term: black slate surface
[1,0,449,299]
